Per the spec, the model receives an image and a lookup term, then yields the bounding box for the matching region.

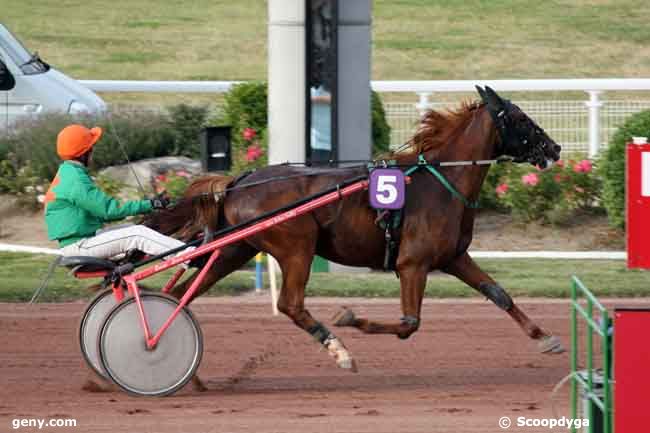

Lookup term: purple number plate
[369,169,405,210]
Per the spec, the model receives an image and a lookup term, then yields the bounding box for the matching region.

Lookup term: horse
[145,86,563,372]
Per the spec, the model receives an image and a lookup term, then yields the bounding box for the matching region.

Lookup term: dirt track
[0,297,632,433]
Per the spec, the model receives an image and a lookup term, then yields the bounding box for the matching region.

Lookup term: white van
[0,23,106,131]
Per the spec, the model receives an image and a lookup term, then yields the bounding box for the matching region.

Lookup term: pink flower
[155,174,167,183]
[495,183,509,197]
[245,144,264,162]
[242,128,257,141]
[573,159,593,173]
[556,159,565,168]
[554,174,563,183]
[521,173,540,186]
[575,186,585,193]
[176,170,191,179]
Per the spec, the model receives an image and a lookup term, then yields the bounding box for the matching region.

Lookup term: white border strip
[642,152,650,197]
[0,243,626,260]
[0,243,62,256]
[79,79,650,94]
[469,251,626,260]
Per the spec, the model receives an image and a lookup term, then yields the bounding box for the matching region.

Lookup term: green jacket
[45,161,152,247]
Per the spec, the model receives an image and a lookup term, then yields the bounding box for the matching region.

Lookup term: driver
[44,124,192,260]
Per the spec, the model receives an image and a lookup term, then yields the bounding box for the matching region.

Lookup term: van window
[0,24,49,75]
[0,58,15,90]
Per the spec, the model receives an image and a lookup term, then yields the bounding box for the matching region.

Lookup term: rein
[171,156,510,209]
[369,155,510,209]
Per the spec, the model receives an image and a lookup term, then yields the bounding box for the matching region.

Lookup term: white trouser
[60,225,186,259]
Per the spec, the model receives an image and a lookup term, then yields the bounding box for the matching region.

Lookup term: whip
[106,110,148,197]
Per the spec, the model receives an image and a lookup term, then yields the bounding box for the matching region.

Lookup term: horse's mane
[387,100,483,162]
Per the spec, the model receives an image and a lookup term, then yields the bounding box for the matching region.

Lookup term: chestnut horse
[146,86,563,372]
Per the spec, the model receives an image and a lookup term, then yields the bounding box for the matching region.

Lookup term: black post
[199,126,232,172]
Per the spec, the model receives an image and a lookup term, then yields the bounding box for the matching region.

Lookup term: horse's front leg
[333,264,428,340]
[276,255,358,372]
[443,252,564,354]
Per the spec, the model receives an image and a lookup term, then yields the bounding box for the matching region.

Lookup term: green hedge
[371,90,391,154]
[600,109,650,229]
[216,81,269,173]
[210,82,392,173]
[0,106,208,180]
[0,86,390,183]
[478,158,602,224]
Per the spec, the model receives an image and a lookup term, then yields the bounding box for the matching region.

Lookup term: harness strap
[369,154,483,272]
[412,154,480,209]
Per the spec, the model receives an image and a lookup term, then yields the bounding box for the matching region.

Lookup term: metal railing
[570,276,613,433]
[80,78,650,158]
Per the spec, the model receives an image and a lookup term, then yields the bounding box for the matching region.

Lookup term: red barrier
[626,142,650,269]
[614,308,650,431]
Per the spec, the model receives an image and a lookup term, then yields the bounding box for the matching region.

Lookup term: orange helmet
[56,124,102,160]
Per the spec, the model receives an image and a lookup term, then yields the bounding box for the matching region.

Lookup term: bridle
[484,101,549,165]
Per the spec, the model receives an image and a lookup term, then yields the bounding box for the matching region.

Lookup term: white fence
[80,78,650,157]
[383,99,650,157]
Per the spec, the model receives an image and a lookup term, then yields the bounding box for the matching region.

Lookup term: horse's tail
[143,174,234,241]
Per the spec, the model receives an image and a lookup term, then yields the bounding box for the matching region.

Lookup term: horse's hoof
[191,375,208,392]
[337,358,359,373]
[81,378,115,393]
[538,335,565,354]
[332,307,356,327]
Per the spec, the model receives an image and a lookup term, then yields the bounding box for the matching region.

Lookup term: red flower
[554,174,563,183]
[521,173,539,186]
[556,159,565,168]
[155,174,168,183]
[573,159,593,173]
[242,128,257,141]
[495,183,509,197]
[246,144,264,162]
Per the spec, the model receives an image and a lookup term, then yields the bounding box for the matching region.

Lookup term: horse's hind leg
[169,242,258,300]
[167,241,258,392]
[333,264,428,340]
[442,252,564,354]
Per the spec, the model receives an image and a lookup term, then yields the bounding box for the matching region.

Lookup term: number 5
[376,175,397,205]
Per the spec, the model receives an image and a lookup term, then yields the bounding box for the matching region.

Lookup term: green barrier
[570,276,613,433]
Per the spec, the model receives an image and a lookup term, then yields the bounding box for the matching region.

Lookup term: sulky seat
[59,256,117,273]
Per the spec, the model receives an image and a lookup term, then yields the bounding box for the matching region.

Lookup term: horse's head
[476,86,561,169]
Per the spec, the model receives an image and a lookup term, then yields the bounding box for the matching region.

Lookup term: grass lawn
[1,0,649,86]
[1,252,648,302]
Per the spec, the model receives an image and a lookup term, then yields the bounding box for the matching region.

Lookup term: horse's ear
[475,85,488,103]
[484,86,505,109]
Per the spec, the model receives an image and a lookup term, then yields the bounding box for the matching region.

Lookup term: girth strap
[375,209,403,272]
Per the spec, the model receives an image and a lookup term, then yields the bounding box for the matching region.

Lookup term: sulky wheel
[79,288,121,379]
[98,293,203,397]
